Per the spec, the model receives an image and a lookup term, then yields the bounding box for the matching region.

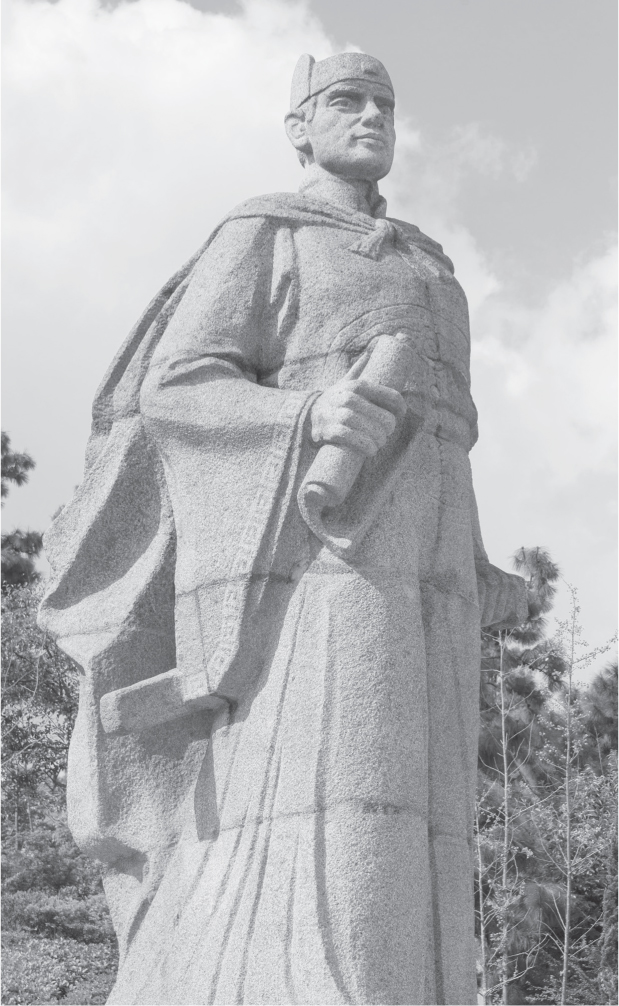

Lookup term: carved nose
[361,100,383,124]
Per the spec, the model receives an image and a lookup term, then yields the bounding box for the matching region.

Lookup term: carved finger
[354,380,406,417]
[343,411,389,448]
[344,396,398,434]
[322,423,378,456]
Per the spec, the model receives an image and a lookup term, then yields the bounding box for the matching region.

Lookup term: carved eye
[329,95,358,110]
[376,100,395,116]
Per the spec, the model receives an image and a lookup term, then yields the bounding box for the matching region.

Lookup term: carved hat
[290,53,394,111]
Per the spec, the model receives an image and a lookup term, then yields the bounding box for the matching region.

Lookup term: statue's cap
[290,53,394,111]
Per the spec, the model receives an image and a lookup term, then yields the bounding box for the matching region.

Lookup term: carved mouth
[356,134,384,142]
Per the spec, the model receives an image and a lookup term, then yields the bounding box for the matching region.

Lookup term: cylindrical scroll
[298,331,416,535]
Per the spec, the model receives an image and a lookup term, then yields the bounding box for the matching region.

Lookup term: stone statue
[39,52,527,1005]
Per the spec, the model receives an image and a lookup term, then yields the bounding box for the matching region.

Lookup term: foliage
[2,808,103,898]
[519,756,618,1005]
[2,585,79,828]
[1,931,118,1005]
[475,551,618,1005]
[578,660,618,759]
[1,432,42,587]
[1,531,44,589]
[3,892,114,944]
[1,432,35,500]
[1,806,118,1004]
[1,583,117,1004]
[476,547,564,1003]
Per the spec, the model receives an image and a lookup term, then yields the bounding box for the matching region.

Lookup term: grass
[1,929,118,1005]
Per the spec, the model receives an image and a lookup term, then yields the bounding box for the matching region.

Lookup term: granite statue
[39,52,527,1005]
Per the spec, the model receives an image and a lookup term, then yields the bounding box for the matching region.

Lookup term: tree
[1,583,118,1004]
[1,584,79,841]
[578,660,618,761]
[1,431,35,499]
[530,593,617,1006]
[521,699,617,1005]
[475,553,618,1006]
[1,431,42,588]
[476,546,563,1004]
[1,530,45,589]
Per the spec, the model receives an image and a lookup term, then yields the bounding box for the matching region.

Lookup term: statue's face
[294,79,396,181]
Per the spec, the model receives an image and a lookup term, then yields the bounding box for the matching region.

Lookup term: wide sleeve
[140,216,318,699]
[35,217,316,890]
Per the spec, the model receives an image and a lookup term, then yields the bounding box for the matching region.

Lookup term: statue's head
[285,53,395,182]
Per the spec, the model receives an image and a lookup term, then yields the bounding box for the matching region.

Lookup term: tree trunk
[499,634,510,1006]
[599,823,618,1004]
[476,804,488,1005]
[560,603,575,1006]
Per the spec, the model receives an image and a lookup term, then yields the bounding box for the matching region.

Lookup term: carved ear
[284,110,306,144]
[284,110,312,160]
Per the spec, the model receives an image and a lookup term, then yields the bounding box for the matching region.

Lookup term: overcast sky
[3,0,617,672]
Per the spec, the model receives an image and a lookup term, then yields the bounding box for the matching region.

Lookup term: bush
[3,891,114,944]
[2,584,79,817]
[1,582,119,1003]
[1,930,118,1005]
[2,816,103,898]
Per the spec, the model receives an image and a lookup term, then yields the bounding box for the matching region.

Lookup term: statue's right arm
[140,216,278,421]
[138,216,318,608]
[140,216,404,458]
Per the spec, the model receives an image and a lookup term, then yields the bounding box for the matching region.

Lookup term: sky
[2,0,617,673]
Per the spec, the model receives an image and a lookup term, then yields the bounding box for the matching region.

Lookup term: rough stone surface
[39,51,527,1006]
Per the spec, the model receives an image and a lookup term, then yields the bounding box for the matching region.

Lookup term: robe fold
[39,191,526,1005]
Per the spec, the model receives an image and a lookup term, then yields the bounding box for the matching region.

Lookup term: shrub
[2,816,103,898]
[1,930,118,1005]
[3,890,114,944]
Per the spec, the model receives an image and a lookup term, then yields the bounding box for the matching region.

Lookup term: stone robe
[39,191,526,1005]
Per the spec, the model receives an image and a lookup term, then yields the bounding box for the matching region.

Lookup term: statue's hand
[310,378,406,457]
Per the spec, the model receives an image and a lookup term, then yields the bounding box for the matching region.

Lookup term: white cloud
[426,122,537,189]
[472,243,617,486]
[383,119,537,310]
[385,118,537,214]
[470,243,617,663]
[3,0,335,291]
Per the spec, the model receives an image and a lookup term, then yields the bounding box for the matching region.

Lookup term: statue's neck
[298,165,387,218]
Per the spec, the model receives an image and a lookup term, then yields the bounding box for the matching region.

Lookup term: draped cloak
[39,191,527,1006]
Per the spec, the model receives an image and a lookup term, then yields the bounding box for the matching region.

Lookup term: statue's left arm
[469,479,528,629]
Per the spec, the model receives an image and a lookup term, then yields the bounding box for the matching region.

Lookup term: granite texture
[39,52,527,1006]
